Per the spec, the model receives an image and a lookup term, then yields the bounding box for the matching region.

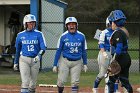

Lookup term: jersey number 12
[27,45,34,51]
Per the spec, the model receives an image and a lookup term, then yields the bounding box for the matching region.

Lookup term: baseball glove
[107,60,121,76]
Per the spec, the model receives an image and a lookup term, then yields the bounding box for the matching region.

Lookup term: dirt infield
[0,85,139,93]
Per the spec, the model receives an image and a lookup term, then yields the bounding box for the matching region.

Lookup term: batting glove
[103,52,108,59]
[83,65,88,73]
[13,64,18,71]
[34,54,41,63]
[53,66,58,73]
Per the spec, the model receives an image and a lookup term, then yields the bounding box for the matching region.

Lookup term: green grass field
[0,69,140,87]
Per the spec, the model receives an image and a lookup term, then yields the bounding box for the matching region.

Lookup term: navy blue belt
[27,56,35,58]
[23,55,35,58]
[63,56,78,61]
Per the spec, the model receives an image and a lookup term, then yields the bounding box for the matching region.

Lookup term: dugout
[0,0,30,67]
[0,0,67,69]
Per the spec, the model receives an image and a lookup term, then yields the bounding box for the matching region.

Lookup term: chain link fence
[40,21,140,73]
[37,0,140,74]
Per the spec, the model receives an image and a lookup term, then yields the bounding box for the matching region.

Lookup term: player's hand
[13,64,18,71]
[83,65,88,73]
[103,52,108,59]
[53,66,58,73]
[34,55,41,63]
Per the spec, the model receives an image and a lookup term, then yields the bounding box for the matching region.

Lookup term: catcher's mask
[108,10,126,27]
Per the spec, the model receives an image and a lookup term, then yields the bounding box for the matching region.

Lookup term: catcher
[107,10,133,93]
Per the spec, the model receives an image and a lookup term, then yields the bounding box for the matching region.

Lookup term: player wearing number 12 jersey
[13,14,46,93]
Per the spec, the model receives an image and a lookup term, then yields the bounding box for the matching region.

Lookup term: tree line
[62,0,140,22]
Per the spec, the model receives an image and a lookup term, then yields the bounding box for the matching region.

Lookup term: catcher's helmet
[65,17,78,27]
[108,10,126,22]
[108,10,126,27]
[23,14,36,29]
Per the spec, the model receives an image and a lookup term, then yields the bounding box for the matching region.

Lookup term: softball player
[52,17,88,93]
[92,18,113,93]
[108,10,133,93]
[13,14,47,93]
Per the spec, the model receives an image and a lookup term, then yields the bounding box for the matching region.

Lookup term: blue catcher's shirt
[14,29,47,64]
[53,30,87,66]
[98,28,113,51]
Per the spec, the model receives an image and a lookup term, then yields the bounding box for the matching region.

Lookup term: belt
[27,56,35,58]
[67,58,78,61]
[22,55,35,58]
[63,56,78,61]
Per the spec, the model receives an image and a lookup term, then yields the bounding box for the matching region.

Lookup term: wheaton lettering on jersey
[65,42,81,47]
[22,40,38,44]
